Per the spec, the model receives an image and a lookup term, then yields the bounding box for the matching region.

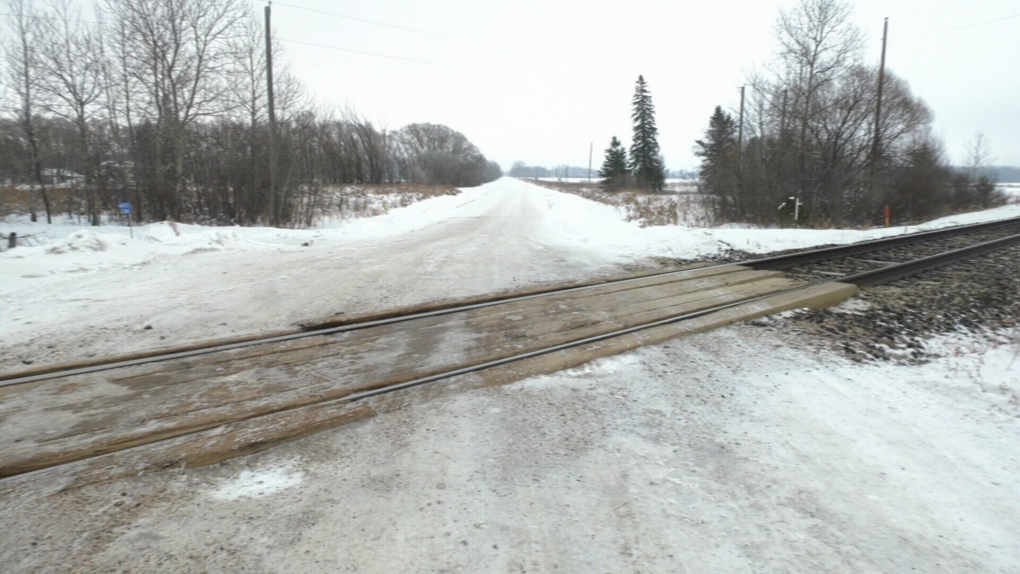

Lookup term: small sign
[119,202,131,215]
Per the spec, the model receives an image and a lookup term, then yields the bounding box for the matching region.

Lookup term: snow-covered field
[534,176,698,192]
[534,177,696,184]
[1,177,1019,570]
[999,182,1020,199]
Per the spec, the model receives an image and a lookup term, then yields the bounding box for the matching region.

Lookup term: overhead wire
[278,38,475,70]
[263,0,510,69]
[0,11,100,25]
[269,1,469,43]
[934,11,1020,32]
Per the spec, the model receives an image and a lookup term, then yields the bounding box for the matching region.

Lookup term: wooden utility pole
[588,142,593,183]
[779,89,788,142]
[871,18,889,165]
[738,84,746,159]
[869,17,889,215]
[265,1,278,225]
[737,85,745,173]
[778,88,789,187]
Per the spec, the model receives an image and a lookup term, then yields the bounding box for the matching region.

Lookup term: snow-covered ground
[533,176,699,192]
[1,177,1018,570]
[3,325,1016,572]
[2,177,1020,368]
[534,177,696,184]
[999,182,1020,199]
[177,329,1014,572]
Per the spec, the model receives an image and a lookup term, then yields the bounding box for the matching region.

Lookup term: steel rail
[322,231,1020,403]
[4,232,1020,481]
[3,214,1020,387]
[742,215,1020,270]
[840,232,1020,287]
[0,281,821,482]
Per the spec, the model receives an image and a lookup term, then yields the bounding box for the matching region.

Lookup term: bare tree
[4,0,51,222]
[775,0,863,212]
[224,11,270,221]
[965,133,994,177]
[105,0,246,220]
[223,10,305,223]
[966,132,998,207]
[698,0,942,226]
[37,0,106,225]
[0,0,500,227]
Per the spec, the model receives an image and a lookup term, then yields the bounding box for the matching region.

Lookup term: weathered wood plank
[0,269,802,479]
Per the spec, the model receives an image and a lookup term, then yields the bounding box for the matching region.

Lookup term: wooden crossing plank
[0,268,814,480]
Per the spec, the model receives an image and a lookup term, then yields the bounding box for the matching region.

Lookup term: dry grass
[305,183,459,226]
[1,183,460,227]
[529,179,712,227]
[0,186,80,219]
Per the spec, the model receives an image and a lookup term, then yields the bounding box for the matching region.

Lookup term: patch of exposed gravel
[771,245,1020,363]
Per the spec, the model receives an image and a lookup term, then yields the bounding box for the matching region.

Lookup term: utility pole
[737,85,745,175]
[265,1,278,225]
[738,84,746,159]
[871,18,888,168]
[779,88,788,179]
[869,17,889,216]
[588,142,593,183]
[779,89,788,145]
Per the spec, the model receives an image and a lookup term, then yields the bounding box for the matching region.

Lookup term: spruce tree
[694,107,738,191]
[599,136,629,191]
[629,75,666,192]
[694,106,740,220]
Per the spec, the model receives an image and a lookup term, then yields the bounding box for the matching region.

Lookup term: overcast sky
[266,0,1020,171]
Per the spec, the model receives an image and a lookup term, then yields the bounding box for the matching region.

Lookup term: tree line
[0,0,500,227]
[508,161,695,181]
[694,0,1005,226]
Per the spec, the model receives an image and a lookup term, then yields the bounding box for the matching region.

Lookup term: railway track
[5,214,1020,388]
[2,215,1019,485]
[760,220,1020,283]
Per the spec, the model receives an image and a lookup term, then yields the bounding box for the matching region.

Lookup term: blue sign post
[119,202,133,238]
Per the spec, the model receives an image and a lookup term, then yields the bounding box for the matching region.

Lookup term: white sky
[268,0,1019,170]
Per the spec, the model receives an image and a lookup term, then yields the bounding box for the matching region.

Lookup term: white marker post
[789,196,803,222]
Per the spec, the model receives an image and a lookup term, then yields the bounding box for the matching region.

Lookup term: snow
[1,177,1017,570]
[207,461,304,502]
[3,177,1019,369]
[999,182,1020,199]
[11,325,1012,572]
[534,176,697,184]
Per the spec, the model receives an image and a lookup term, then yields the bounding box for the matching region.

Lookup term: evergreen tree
[599,136,629,191]
[694,106,740,219]
[629,75,666,192]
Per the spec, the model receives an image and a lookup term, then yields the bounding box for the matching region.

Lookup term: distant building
[40,168,86,185]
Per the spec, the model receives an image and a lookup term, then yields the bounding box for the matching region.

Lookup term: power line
[279,38,473,69]
[270,1,468,43]
[0,11,100,25]
[0,8,481,71]
[935,11,1020,32]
